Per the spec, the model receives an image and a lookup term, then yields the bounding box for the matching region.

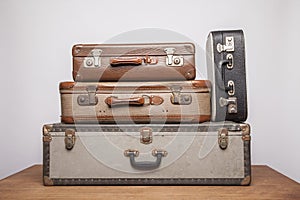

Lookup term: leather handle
[110,57,143,66]
[105,96,144,107]
[110,56,158,66]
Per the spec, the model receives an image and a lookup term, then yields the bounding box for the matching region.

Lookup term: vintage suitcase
[42,122,251,185]
[206,30,247,122]
[59,80,211,124]
[72,43,196,81]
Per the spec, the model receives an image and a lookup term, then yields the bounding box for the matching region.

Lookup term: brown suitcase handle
[105,95,163,107]
[105,96,144,107]
[110,56,158,66]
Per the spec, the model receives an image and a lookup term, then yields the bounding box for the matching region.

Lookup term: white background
[0,0,300,183]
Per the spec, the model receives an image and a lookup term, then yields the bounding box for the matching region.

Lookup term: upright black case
[206,30,248,122]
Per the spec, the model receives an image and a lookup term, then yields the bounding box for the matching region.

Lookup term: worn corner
[43,124,53,135]
[241,123,250,135]
[43,176,54,186]
[241,175,251,186]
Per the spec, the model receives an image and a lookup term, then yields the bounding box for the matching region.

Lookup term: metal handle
[105,96,144,107]
[110,56,158,66]
[124,149,167,170]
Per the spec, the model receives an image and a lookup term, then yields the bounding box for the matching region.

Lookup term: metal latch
[77,85,98,106]
[84,49,103,67]
[164,48,184,66]
[218,128,228,150]
[217,36,235,53]
[170,86,192,105]
[219,97,237,114]
[140,127,153,144]
[65,129,76,150]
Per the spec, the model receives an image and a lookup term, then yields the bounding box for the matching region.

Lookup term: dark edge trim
[241,139,251,185]
[43,123,251,186]
[51,178,245,186]
[43,140,52,186]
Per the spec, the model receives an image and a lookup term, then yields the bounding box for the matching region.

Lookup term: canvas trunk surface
[43,122,251,185]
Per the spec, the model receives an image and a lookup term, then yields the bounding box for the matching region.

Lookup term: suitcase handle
[124,149,167,170]
[110,56,158,66]
[105,95,163,107]
[217,59,233,92]
[105,96,144,107]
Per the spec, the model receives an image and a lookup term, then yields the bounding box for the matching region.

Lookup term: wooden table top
[0,165,299,199]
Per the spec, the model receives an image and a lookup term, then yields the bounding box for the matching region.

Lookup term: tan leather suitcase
[60,80,211,124]
[72,43,196,81]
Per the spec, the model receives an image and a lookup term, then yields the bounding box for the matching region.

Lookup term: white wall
[1,0,299,182]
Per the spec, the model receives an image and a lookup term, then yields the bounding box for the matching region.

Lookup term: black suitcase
[206,30,247,122]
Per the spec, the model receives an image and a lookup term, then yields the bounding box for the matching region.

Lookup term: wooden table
[0,165,299,199]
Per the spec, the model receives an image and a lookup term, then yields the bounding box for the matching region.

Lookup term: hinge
[65,129,76,150]
[170,86,192,105]
[218,128,228,150]
[217,36,235,53]
[84,49,103,67]
[219,96,237,114]
[77,85,98,106]
[164,48,184,66]
[140,127,153,144]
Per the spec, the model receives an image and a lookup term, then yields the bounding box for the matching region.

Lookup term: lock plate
[77,85,98,106]
[217,36,235,53]
[218,128,228,150]
[140,127,153,144]
[65,129,76,150]
[170,86,192,105]
[164,48,184,67]
[219,97,237,114]
[83,49,103,68]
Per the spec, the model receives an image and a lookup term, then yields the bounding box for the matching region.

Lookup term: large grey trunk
[43,122,251,185]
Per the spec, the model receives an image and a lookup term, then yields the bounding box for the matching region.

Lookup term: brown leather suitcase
[72,43,196,81]
[60,80,211,124]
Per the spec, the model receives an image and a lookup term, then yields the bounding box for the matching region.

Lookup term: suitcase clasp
[65,129,76,150]
[219,97,237,114]
[218,128,228,150]
[77,85,98,106]
[164,48,183,67]
[217,36,235,53]
[84,49,102,67]
[170,86,192,105]
[140,127,153,144]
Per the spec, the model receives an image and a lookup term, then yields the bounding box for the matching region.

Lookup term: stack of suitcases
[42,30,251,186]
